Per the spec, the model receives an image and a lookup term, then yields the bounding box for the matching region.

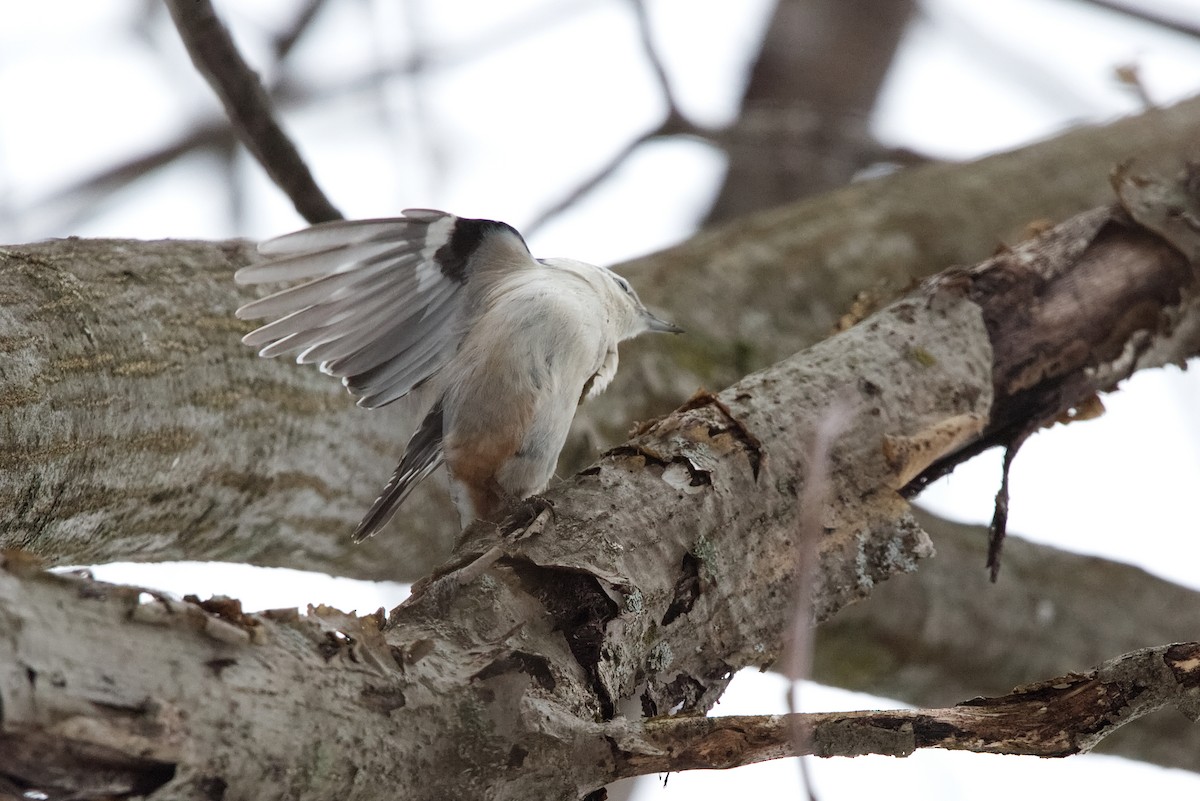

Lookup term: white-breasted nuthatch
[235,209,681,541]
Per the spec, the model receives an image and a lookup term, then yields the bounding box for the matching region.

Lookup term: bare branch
[818,509,1200,772]
[164,0,343,223]
[20,119,234,235]
[523,0,717,235]
[627,0,682,116]
[613,642,1200,775]
[272,0,329,61]
[524,130,658,235]
[1079,0,1200,41]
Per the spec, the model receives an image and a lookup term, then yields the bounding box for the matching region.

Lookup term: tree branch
[572,95,1200,463]
[817,509,1200,771]
[0,239,435,580]
[614,642,1200,775]
[703,0,916,224]
[1079,0,1200,41]
[164,0,343,223]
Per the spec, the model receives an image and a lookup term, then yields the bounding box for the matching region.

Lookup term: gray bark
[2,167,1198,798]
[0,239,440,579]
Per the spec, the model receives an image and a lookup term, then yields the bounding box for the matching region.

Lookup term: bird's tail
[352,401,444,542]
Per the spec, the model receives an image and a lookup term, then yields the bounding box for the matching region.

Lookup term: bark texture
[615,642,1200,773]
[2,166,1198,798]
[0,239,437,579]
[569,95,1200,463]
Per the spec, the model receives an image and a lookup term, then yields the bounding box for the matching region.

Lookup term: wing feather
[237,209,535,408]
[352,400,445,542]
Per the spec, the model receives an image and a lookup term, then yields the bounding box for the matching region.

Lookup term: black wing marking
[237,210,534,409]
[352,399,445,542]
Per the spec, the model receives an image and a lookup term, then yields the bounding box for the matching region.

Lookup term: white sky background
[2,0,1200,798]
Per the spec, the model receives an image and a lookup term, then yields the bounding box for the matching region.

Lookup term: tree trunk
[704,0,915,223]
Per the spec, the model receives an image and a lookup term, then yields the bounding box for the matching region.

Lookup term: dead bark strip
[2,164,1198,799]
[613,642,1200,774]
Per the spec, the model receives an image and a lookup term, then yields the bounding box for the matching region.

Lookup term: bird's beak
[644,311,684,334]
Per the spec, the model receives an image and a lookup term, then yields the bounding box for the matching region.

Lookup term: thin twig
[781,406,853,801]
[523,131,657,236]
[524,0,722,236]
[627,0,681,115]
[1079,0,1200,40]
[273,0,330,62]
[164,0,343,223]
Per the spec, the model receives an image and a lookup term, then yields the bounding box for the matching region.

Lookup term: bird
[234,209,682,541]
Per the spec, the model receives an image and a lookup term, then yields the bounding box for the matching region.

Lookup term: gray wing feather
[256,219,432,258]
[350,331,456,408]
[237,209,534,409]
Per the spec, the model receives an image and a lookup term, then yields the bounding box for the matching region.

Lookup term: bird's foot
[499,493,556,535]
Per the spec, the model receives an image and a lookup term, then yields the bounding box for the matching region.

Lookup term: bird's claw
[500,494,556,534]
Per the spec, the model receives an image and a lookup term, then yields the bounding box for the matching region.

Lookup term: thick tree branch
[614,642,1200,774]
[0,239,427,580]
[2,165,1198,799]
[164,0,343,223]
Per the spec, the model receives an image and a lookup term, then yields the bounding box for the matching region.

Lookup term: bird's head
[544,258,683,341]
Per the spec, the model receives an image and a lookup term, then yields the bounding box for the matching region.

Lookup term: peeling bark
[612,642,1200,774]
[817,510,1200,772]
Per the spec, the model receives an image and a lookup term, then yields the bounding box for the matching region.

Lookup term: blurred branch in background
[705,0,918,224]
[164,0,343,223]
[528,0,922,234]
[1081,0,1200,39]
[524,0,723,235]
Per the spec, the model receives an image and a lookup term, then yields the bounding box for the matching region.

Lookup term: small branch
[523,0,718,235]
[627,0,681,116]
[164,0,342,223]
[614,642,1200,776]
[524,131,657,235]
[1079,0,1200,41]
[524,116,717,236]
[273,0,329,61]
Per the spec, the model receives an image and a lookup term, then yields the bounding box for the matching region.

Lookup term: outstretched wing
[236,209,535,409]
[352,400,445,542]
